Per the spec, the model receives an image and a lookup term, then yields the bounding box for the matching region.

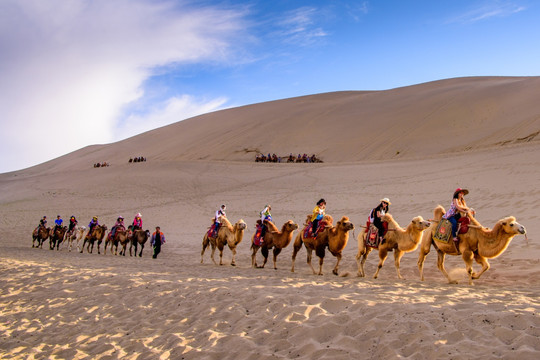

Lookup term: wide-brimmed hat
[380,198,391,205]
[454,188,469,197]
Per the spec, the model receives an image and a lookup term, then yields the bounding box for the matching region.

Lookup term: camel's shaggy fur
[251,219,298,269]
[292,215,354,275]
[417,205,526,284]
[201,217,246,266]
[356,213,430,279]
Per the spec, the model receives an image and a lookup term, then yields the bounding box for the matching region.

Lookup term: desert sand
[1,77,539,359]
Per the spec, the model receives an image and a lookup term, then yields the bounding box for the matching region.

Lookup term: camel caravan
[201,190,528,284]
[32,214,152,258]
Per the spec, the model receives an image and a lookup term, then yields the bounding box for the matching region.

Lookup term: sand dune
[1,77,539,359]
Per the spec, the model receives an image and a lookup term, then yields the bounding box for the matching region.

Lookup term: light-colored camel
[417,205,527,284]
[64,225,86,252]
[129,229,150,257]
[80,225,107,254]
[292,215,354,275]
[356,213,431,279]
[291,214,333,274]
[32,226,51,249]
[251,219,298,269]
[104,226,129,255]
[201,217,246,266]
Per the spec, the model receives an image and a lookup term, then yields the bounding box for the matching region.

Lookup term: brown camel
[291,214,333,274]
[64,225,86,252]
[417,205,527,284]
[251,219,299,269]
[356,213,431,279]
[292,215,354,275]
[32,226,51,249]
[104,226,128,255]
[201,217,246,266]
[80,225,108,254]
[49,226,67,250]
[129,229,150,257]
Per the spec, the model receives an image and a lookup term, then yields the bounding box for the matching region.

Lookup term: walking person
[151,226,166,259]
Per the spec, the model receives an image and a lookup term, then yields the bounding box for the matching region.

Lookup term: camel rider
[38,216,47,230]
[370,198,390,240]
[213,205,226,237]
[111,216,125,237]
[311,199,326,234]
[260,205,272,238]
[132,213,143,230]
[88,216,99,234]
[443,188,475,251]
[68,215,78,234]
[53,215,63,232]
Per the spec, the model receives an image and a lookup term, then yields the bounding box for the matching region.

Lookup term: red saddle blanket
[253,224,264,246]
[207,223,220,238]
[302,221,328,239]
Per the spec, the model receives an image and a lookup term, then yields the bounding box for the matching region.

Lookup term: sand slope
[1,77,539,359]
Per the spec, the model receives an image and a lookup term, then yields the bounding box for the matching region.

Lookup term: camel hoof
[231,263,236,267]
[333,270,338,276]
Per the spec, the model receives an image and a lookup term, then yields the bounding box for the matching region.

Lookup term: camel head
[337,216,354,232]
[235,219,247,231]
[282,220,299,232]
[496,217,526,236]
[411,216,431,231]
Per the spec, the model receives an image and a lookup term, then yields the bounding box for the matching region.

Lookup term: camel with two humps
[356,213,431,279]
[251,219,298,269]
[64,225,86,252]
[201,217,246,266]
[417,205,527,285]
[80,225,108,254]
[130,229,150,257]
[292,215,354,276]
[291,214,333,274]
[32,227,51,249]
[104,226,129,255]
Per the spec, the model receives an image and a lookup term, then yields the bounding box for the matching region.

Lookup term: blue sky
[1,0,539,173]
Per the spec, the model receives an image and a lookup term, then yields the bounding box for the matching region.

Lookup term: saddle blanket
[365,225,381,248]
[302,221,327,239]
[434,219,452,243]
[253,225,264,246]
[207,223,220,238]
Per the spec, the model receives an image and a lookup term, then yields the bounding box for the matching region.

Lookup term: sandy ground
[1,137,539,359]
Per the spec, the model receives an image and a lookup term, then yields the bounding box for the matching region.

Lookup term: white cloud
[274,7,328,46]
[0,0,246,172]
[448,2,526,24]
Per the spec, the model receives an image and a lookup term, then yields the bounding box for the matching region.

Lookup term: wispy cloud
[448,1,526,24]
[273,7,328,46]
[0,0,247,172]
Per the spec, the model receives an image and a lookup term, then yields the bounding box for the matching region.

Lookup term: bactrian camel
[32,227,51,249]
[63,225,86,252]
[251,219,298,269]
[201,217,246,266]
[80,225,107,254]
[356,213,431,279]
[417,205,527,285]
[292,215,354,276]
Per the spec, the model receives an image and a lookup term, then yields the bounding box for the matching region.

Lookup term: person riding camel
[259,205,272,238]
[67,215,78,235]
[132,213,143,230]
[311,199,326,235]
[53,215,63,233]
[111,216,125,237]
[213,205,227,237]
[88,216,99,234]
[37,216,47,230]
[370,198,391,240]
[442,188,475,253]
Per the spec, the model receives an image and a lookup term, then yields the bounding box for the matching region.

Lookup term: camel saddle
[253,224,264,246]
[302,221,328,239]
[207,223,220,238]
[365,224,381,248]
[434,219,452,243]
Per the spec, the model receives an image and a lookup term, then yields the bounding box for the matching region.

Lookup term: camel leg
[97,240,102,255]
[317,256,324,276]
[210,243,217,265]
[417,247,430,281]
[355,247,366,277]
[273,247,282,270]
[373,247,389,279]
[139,244,144,257]
[472,254,490,280]
[291,234,303,273]
[332,253,342,276]
[436,250,457,284]
[306,248,317,275]
[462,250,475,285]
[201,235,209,263]
[230,246,237,266]
[251,245,260,268]
[260,246,269,268]
[104,241,108,255]
[219,246,224,266]
[393,250,406,279]
[80,239,86,253]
